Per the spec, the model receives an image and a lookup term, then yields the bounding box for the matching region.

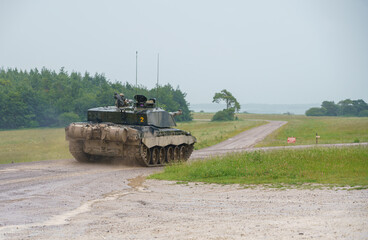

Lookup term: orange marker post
[287,137,296,144]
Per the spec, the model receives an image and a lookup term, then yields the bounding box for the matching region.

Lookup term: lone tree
[212,89,240,112]
[212,89,241,121]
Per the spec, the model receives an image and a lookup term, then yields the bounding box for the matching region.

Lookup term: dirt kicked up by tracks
[0,121,367,240]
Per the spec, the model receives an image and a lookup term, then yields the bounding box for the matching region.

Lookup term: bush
[212,108,235,121]
[305,107,326,116]
[305,99,368,117]
[58,112,80,126]
[358,110,368,117]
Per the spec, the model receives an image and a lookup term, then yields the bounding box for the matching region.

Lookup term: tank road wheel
[69,140,93,163]
[179,145,186,160]
[140,145,151,166]
[173,146,180,161]
[159,147,166,165]
[185,144,194,160]
[166,146,174,163]
[151,147,159,165]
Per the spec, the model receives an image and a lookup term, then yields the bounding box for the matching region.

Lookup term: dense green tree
[0,67,192,129]
[321,101,339,116]
[212,89,241,112]
[352,99,368,114]
[359,110,368,117]
[338,99,357,116]
[305,107,327,116]
[58,112,81,126]
[305,99,368,117]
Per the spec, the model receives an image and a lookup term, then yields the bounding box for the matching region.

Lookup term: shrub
[358,110,368,117]
[305,107,326,116]
[58,112,80,126]
[212,108,235,121]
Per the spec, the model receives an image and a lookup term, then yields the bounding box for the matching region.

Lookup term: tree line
[305,99,368,117]
[0,67,192,129]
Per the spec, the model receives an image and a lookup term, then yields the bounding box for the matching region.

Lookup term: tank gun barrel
[170,109,182,117]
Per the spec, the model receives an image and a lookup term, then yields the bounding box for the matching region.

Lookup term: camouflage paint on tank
[65,94,196,167]
[87,107,177,128]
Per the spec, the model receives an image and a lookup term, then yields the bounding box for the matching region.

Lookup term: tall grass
[191,113,215,120]
[253,116,368,147]
[0,120,265,164]
[2,113,366,164]
[149,146,368,187]
[193,113,368,146]
[178,120,266,150]
[0,128,71,164]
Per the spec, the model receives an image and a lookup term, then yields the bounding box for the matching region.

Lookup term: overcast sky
[0,0,367,104]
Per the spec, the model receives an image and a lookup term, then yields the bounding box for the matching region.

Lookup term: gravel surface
[0,121,367,240]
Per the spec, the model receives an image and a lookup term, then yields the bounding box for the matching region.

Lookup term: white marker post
[316,133,320,144]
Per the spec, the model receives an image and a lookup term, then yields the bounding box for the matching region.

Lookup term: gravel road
[0,121,367,240]
[191,121,287,159]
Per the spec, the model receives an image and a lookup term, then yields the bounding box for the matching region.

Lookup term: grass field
[193,113,368,146]
[0,128,71,164]
[149,146,368,188]
[1,113,367,165]
[177,120,266,150]
[0,119,265,164]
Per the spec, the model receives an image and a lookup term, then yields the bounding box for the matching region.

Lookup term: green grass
[240,115,368,147]
[0,128,71,164]
[0,119,265,164]
[193,113,368,146]
[191,112,215,120]
[256,117,368,147]
[1,113,367,164]
[149,146,368,187]
[177,120,266,150]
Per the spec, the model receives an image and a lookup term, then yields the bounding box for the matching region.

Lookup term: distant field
[150,146,368,188]
[193,113,368,146]
[0,128,71,164]
[1,113,367,164]
[0,119,265,164]
[192,113,215,120]
[177,120,267,150]
[254,116,368,147]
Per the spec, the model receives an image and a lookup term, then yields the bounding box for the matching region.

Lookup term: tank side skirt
[142,135,196,149]
[66,122,195,167]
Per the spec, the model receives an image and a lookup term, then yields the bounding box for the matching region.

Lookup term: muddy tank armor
[65,94,196,166]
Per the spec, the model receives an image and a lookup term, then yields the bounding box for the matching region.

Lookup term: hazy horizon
[190,102,320,114]
[1,0,367,105]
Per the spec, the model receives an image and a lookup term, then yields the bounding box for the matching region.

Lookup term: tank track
[138,143,194,167]
[69,140,91,162]
[69,140,194,167]
[69,140,114,163]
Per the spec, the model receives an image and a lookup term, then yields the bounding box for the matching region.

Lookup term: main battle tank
[65,93,196,166]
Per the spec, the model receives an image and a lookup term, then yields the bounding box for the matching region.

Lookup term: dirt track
[0,121,367,240]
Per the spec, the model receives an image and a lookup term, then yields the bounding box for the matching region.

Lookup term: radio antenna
[156,53,159,109]
[135,51,138,96]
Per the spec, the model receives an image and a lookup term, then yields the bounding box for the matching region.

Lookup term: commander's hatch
[134,95,156,108]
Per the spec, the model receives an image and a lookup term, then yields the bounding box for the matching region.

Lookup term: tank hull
[65,122,196,166]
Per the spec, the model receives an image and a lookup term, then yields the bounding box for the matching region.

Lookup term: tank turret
[65,94,196,166]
